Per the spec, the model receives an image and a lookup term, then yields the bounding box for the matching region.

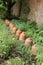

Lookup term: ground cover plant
[0,19,18,62]
[11,19,43,65]
[12,19,43,45]
[0,19,43,65]
[0,0,43,65]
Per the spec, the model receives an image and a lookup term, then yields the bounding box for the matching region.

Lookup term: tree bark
[19,2,22,17]
[3,0,21,20]
[3,0,16,19]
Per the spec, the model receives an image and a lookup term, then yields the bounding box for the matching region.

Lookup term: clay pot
[12,26,17,33]
[9,23,14,30]
[16,29,21,37]
[19,32,26,41]
[32,44,38,55]
[5,19,10,25]
[24,38,33,46]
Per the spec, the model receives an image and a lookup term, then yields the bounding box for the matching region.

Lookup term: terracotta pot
[32,44,38,55]
[19,32,26,41]
[24,38,33,46]
[16,29,21,37]
[9,23,14,30]
[5,19,10,25]
[12,26,17,33]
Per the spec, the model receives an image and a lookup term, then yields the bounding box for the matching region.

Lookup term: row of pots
[4,19,38,55]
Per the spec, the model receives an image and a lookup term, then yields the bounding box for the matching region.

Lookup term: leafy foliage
[0,19,43,65]
[12,19,37,31]
[12,19,43,65]
[10,42,32,65]
[0,19,18,57]
[0,0,25,19]
[36,45,43,65]
[4,57,25,65]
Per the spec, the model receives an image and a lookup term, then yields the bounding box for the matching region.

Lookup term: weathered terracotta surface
[19,32,26,41]
[9,23,14,30]
[16,29,21,37]
[12,26,17,33]
[5,19,10,25]
[25,38,33,46]
[32,44,38,55]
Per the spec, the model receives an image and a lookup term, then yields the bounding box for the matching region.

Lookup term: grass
[0,19,43,65]
[11,19,43,65]
[3,57,25,65]
[12,19,43,45]
[0,19,25,65]
[0,19,18,57]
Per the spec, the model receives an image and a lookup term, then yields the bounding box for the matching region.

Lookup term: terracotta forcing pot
[9,23,14,30]
[19,32,26,41]
[32,44,38,55]
[24,38,33,46]
[16,29,21,37]
[12,26,17,33]
[5,19,10,25]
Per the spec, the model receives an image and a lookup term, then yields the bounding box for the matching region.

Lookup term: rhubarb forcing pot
[32,44,38,55]
[16,29,21,37]
[9,23,14,30]
[25,38,33,46]
[12,26,17,33]
[5,19,10,25]
[19,32,26,41]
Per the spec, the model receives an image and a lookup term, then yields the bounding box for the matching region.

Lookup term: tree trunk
[6,1,12,19]
[19,2,22,17]
[3,0,20,20]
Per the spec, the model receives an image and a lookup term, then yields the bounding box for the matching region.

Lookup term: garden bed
[0,19,43,65]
